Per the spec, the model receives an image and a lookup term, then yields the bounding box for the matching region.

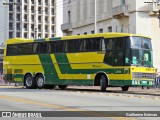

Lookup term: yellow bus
[3,33,155,91]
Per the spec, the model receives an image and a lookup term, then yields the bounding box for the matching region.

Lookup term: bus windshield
[125,36,153,67]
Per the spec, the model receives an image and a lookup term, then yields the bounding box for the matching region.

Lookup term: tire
[121,86,129,91]
[25,74,36,89]
[58,85,68,90]
[100,75,107,92]
[36,74,45,89]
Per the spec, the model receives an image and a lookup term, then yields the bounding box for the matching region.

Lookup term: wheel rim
[37,77,44,87]
[26,77,32,87]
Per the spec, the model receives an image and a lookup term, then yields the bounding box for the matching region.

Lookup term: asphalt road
[0,86,160,120]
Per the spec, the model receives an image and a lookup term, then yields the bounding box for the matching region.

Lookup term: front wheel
[121,86,129,91]
[58,85,68,90]
[100,75,107,92]
[25,74,36,89]
[36,75,45,89]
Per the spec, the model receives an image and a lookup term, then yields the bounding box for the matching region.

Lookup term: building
[0,0,63,41]
[62,0,160,70]
[0,0,63,72]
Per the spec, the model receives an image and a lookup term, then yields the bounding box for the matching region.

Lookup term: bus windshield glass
[125,36,153,67]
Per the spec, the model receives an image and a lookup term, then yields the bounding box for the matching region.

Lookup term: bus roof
[6,32,151,44]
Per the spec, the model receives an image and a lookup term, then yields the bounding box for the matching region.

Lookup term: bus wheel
[58,85,68,90]
[25,74,36,89]
[100,75,107,92]
[36,75,45,89]
[121,86,129,91]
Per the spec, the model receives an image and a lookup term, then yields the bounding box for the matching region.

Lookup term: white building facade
[62,0,160,70]
[0,0,63,43]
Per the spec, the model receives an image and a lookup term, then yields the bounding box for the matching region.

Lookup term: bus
[3,33,155,91]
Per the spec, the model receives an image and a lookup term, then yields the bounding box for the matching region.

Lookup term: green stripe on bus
[34,39,45,42]
[38,54,93,85]
[54,53,125,74]
[50,37,61,41]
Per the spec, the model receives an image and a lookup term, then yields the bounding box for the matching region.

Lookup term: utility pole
[94,0,97,34]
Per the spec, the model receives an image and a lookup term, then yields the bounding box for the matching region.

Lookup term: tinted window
[104,51,124,66]
[33,42,48,54]
[85,38,102,51]
[19,43,33,55]
[49,41,65,53]
[65,40,76,52]
[142,37,152,50]
[7,44,18,56]
[105,37,125,50]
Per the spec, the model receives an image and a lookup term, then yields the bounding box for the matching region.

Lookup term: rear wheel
[36,74,45,89]
[25,74,36,89]
[121,86,129,91]
[58,85,68,90]
[100,75,107,92]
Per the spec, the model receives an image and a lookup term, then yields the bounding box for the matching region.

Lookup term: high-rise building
[0,0,63,72]
[62,0,160,70]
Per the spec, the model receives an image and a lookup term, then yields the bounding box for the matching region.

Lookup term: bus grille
[132,72,155,79]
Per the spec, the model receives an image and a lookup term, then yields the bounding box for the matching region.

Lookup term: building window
[52,17,54,24]
[24,24,28,31]
[17,6,21,12]
[24,33,28,38]
[24,0,27,3]
[52,26,54,32]
[24,15,28,22]
[45,34,48,38]
[17,14,21,21]
[38,16,42,23]
[99,29,103,33]
[24,6,28,13]
[16,23,20,30]
[31,0,34,4]
[108,26,112,32]
[45,25,48,32]
[31,24,34,32]
[9,32,13,38]
[38,0,42,5]
[38,7,42,14]
[31,15,34,22]
[31,33,34,39]
[9,13,13,21]
[68,11,71,23]
[38,25,42,32]
[9,5,13,11]
[16,32,21,37]
[52,8,54,15]
[31,6,34,13]
[51,0,54,6]
[17,0,21,3]
[91,30,94,34]
[45,0,48,5]
[52,34,54,37]
[45,8,48,14]
[38,34,41,38]
[45,16,48,23]
[9,22,13,30]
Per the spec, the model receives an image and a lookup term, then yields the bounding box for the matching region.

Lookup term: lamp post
[94,0,97,34]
